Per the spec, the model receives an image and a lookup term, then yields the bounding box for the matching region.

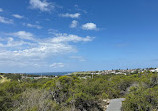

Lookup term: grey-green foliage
[122,73,158,111]
[0,72,158,111]
[14,89,59,111]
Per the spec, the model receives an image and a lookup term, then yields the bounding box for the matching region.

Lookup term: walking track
[106,98,125,111]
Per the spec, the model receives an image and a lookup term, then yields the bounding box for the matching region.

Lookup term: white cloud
[70,56,86,62]
[82,23,98,30]
[0,31,94,72]
[11,31,35,40]
[12,14,24,19]
[48,29,58,35]
[49,33,94,43]
[0,31,93,60]
[0,37,32,48]
[74,5,87,14]
[0,16,13,24]
[70,20,78,28]
[0,8,3,12]
[29,0,54,12]
[23,23,42,29]
[60,13,80,18]
[49,63,65,68]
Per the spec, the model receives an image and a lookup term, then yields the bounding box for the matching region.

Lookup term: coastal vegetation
[0,71,157,111]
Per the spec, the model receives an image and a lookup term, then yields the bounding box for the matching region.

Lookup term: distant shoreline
[0,72,74,76]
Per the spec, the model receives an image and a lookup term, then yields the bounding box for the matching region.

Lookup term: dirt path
[106,98,125,111]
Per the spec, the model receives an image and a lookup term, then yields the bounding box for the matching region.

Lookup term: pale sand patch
[0,75,10,83]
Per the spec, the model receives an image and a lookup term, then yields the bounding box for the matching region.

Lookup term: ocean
[25,72,73,76]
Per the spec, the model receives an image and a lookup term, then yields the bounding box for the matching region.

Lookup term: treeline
[0,72,157,111]
[122,73,158,111]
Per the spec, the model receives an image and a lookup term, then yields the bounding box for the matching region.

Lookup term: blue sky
[0,0,158,73]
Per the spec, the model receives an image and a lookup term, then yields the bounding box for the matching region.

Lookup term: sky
[0,0,158,73]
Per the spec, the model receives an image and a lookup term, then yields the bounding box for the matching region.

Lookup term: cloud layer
[50,63,65,68]
[0,31,93,70]
[60,13,80,18]
[23,23,42,29]
[0,16,13,24]
[11,31,35,40]
[0,1,99,72]
[29,0,54,12]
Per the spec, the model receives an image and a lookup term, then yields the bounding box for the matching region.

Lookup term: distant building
[150,68,158,72]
